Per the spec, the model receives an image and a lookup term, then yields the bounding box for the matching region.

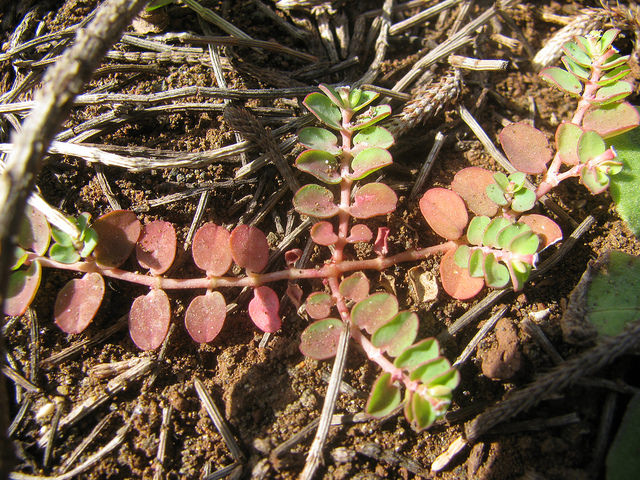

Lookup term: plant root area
[2,1,640,479]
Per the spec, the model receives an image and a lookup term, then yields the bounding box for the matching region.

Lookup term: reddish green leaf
[295,150,341,184]
[348,147,392,180]
[338,272,369,302]
[593,81,633,105]
[562,41,591,67]
[353,126,394,150]
[4,261,41,316]
[350,183,397,219]
[305,292,333,319]
[366,372,401,418]
[419,188,468,240]
[482,217,512,248]
[248,286,281,333]
[93,210,141,267]
[451,167,498,216]
[351,105,392,131]
[230,224,269,273]
[299,318,344,360]
[597,64,631,86]
[410,357,451,386]
[310,221,338,246]
[346,224,373,243]
[54,272,105,334]
[293,184,339,218]
[519,214,563,248]
[583,102,640,139]
[18,206,50,255]
[303,92,341,129]
[409,390,437,430]
[394,338,440,372]
[184,290,226,343]
[484,253,510,288]
[577,130,606,164]
[371,311,418,357]
[351,292,398,335]
[136,220,176,275]
[556,122,583,165]
[439,248,484,300]
[297,127,341,154]
[499,122,553,174]
[192,223,232,276]
[129,289,171,350]
[540,66,583,95]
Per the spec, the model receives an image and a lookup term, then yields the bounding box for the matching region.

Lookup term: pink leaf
[192,223,232,276]
[18,206,50,255]
[374,227,390,256]
[499,122,553,174]
[286,283,304,308]
[300,318,344,360]
[136,220,176,275]
[305,291,334,319]
[54,272,105,334]
[230,225,269,273]
[284,249,302,268]
[518,214,563,249]
[129,289,171,350]
[4,261,42,316]
[248,286,281,333]
[439,249,484,300]
[419,188,468,240]
[583,102,640,139]
[310,221,338,246]
[347,224,373,243]
[451,167,498,216]
[339,272,370,302]
[350,183,398,219]
[184,290,226,343]
[93,210,141,267]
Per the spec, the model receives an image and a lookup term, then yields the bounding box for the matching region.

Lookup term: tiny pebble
[35,402,55,422]
[331,446,356,463]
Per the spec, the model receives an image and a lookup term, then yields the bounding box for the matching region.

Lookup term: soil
[1,1,640,479]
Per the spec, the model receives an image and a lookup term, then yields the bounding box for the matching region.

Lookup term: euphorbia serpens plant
[4,30,638,432]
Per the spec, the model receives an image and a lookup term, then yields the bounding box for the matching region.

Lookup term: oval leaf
[366,372,401,418]
[351,292,399,335]
[583,102,640,139]
[540,66,583,95]
[4,261,42,316]
[499,122,553,174]
[350,183,397,219]
[230,224,269,273]
[93,210,141,267]
[295,150,341,184]
[419,188,468,240]
[577,130,606,164]
[293,184,339,218]
[519,214,563,248]
[440,248,484,300]
[18,206,50,255]
[451,167,498,216]
[348,147,392,180]
[556,122,583,166]
[371,311,419,357]
[248,286,281,333]
[297,127,341,154]
[129,289,171,350]
[394,338,441,372]
[338,272,369,302]
[54,272,105,334]
[136,220,176,275]
[300,318,344,360]
[192,223,232,276]
[310,221,338,246]
[185,291,226,343]
[347,224,373,243]
[303,92,341,129]
[305,292,333,320]
[353,126,394,150]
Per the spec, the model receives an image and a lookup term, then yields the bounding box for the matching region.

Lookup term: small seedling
[4,29,638,432]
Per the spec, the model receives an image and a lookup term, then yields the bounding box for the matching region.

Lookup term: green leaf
[601,52,630,70]
[371,311,418,357]
[609,123,640,235]
[486,183,508,206]
[348,147,392,180]
[454,245,471,268]
[556,122,583,165]
[351,105,392,131]
[509,260,532,291]
[146,0,173,11]
[561,55,590,81]
[468,249,485,277]
[483,217,512,248]
[511,187,536,212]
[303,92,342,130]
[562,40,592,67]
[493,172,509,190]
[353,126,394,149]
[366,372,401,417]
[51,226,74,247]
[583,102,640,139]
[299,318,344,360]
[352,90,379,112]
[597,64,631,86]
[606,394,640,480]
[509,231,539,255]
[351,292,398,335]
[577,130,606,164]
[293,184,339,218]
[410,357,452,384]
[295,150,342,184]
[484,254,509,288]
[581,166,610,194]
[592,81,633,105]
[508,172,526,190]
[11,247,28,270]
[394,338,441,372]
[318,84,346,109]
[597,29,619,54]
[298,127,341,154]
[80,227,99,258]
[49,244,80,264]
[497,223,531,249]
[428,367,460,391]
[467,215,491,245]
[410,391,437,430]
[540,67,583,96]
[347,88,362,109]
